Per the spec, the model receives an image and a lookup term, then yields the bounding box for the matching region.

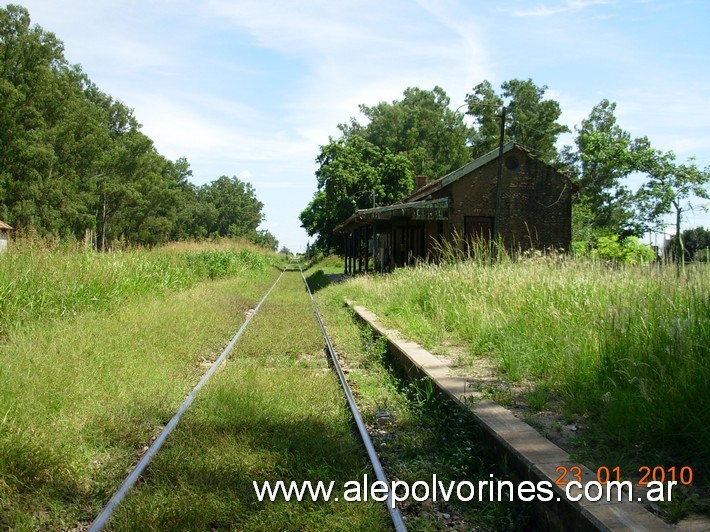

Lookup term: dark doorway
[394,224,425,267]
[464,216,493,242]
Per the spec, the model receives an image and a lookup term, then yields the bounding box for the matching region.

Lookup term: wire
[538,184,568,208]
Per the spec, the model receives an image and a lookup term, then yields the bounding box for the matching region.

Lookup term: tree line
[301,82,709,259]
[0,5,277,250]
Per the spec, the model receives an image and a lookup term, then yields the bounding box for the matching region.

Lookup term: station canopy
[335,197,448,233]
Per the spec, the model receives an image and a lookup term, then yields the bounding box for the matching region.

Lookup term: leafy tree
[637,153,709,263]
[250,229,278,251]
[92,119,164,250]
[466,79,569,162]
[165,158,217,242]
[279,246,291,255]
[0,5,153,245]
[300,135,413,250]
[670,226,710,262]
[340,86,469,179]
[198,176,264,238]
[0,4,273,248]
[302,87,465,251]
[0,4,81,234]
[560,100,656,238]
[123,148,182,246]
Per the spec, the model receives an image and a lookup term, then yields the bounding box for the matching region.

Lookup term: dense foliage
[300,135,414,250]
[339,86,470,179]
[466,79,569,163]
[301,86,470,250]
[0,5,276,249]
[668,226,710,262]
[301,79,709,255]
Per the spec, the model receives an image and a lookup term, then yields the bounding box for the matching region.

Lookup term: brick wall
[429,146,573,251]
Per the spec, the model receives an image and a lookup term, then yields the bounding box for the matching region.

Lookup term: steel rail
[299,266,407,532]
[89,270,284,531]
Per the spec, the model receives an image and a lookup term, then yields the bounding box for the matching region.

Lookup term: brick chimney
[415,175,428,191]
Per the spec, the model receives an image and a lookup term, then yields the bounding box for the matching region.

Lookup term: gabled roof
[333,142,576,235]
[397,142,516,203]
[400,142,574,204]
[0,220,13,231]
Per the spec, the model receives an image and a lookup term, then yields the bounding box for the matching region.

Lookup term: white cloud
[202,0,491,144]
[512,0,611,17]
[122,94,314,187]
[22,0,183,77]
[238,170,254,182]
[203,0,416,57]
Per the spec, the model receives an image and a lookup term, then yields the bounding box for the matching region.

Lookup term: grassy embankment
[328,257,708,508]
[0,239,279,528]
[0,238,275,336]
[308,261,531,530]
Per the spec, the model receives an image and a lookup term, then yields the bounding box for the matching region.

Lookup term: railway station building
[335,142,577,273]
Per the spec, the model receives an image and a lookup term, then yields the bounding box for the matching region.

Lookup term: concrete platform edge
[344,299,673,532]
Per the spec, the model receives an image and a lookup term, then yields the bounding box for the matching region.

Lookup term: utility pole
[492,105,506,251]
[372,191,377,271]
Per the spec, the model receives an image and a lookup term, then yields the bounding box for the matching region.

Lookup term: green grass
[110,271,389,530]
[337,259,709,487]
[0,249,279,529]
[314,275,531,530]
[300,253,344,275]
[0,237,276,337]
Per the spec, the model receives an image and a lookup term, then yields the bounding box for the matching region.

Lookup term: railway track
[88,264,406,531]
[299,265,406,532]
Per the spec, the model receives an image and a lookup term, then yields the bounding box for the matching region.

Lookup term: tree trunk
[674,201,684,267]
[101,198,107,252]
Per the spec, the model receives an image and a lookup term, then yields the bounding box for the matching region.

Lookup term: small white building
[0,220,12,254]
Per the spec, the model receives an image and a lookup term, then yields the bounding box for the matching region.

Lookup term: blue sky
[18,0,710,252]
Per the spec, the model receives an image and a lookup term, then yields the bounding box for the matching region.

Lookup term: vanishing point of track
[88,264,406,531]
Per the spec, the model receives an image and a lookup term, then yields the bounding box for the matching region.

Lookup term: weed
[406,377,438,414]
[0,239,275,337]
[525,383,551,413]
[480,384,515,408]
[340,259,710,488]
[360,327,387,368]
[660,488,701,523]
[315,276,533,530]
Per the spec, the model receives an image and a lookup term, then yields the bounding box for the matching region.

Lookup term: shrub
[579,235,656,263]
[0,240,273,336]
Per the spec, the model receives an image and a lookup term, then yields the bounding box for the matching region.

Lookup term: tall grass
[0,238,275,337]
[0,252,280,527]
[315,278,532,529]
[343,258,709,476]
